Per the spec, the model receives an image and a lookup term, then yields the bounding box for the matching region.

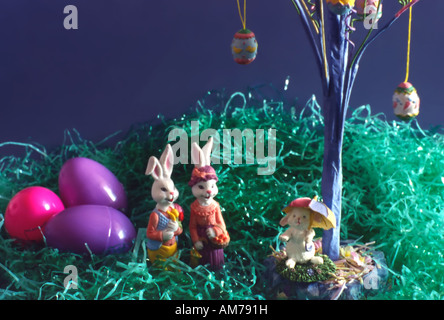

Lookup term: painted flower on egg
[231,29,258,65]
[326,0,355,15]
[393,82,420,120]
[356,0,382,21]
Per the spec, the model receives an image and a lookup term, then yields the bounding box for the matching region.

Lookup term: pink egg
[4,186,65,242]
[58,157,127,212]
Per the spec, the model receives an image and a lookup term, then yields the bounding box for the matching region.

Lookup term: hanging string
[319,0,329,80]
[404,1,413,83]
[237,0,246,30]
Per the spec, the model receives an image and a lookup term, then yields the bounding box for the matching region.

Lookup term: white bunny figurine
[145,144,184,263]
[188,137,229,269]
[279,198,324,269]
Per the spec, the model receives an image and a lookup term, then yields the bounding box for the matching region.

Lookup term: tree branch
[290,0,327,91]
[349,0,419,78]
[346,0,420,107]
[316,0,330,86]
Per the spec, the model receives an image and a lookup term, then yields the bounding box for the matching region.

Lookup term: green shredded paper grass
[0,88,443,300]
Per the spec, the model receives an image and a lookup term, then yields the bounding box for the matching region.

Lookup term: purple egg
[58,157,127,212]
[43,205,136,255]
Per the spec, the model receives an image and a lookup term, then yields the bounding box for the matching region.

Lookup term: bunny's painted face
[152,179,178,206]
[192,179,218,205]
[280,207,311,230]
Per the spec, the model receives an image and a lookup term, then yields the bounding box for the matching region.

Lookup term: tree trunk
[321,95,346,261]
[291,0,419,261]
[320,12,350,261]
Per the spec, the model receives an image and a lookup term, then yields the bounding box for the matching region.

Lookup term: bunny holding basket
[145,144,184,264]
[188,137,229,270]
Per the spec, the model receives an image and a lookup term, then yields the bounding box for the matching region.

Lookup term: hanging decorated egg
[392,82,420,120]
[231,29,258,65]
[4,186,65,242]
[356,0,382,21]
[326,0,355,15]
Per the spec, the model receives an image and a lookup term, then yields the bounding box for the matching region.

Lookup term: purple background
[0,0,443,157]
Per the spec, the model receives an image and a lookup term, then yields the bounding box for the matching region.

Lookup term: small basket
[208,224,230,249]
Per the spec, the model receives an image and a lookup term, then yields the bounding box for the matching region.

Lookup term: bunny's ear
[201,137,213,166]
[145,156,163,180]
[191,142,205,168]
[159,144,174,178]
[279,215,289,227]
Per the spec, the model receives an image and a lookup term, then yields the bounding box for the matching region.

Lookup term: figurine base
[263,242,388,300]
[275,254,336,283]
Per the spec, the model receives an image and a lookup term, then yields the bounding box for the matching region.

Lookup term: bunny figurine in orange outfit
[188,137,229,270]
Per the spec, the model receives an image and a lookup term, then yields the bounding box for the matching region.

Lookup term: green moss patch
[275,254,336,283]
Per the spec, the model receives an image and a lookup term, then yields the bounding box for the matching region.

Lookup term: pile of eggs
[4,157,136,255]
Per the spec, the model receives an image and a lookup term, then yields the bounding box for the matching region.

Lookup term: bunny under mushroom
[279,196,336,269]
[188,137,229,270]
[145,144,184,264]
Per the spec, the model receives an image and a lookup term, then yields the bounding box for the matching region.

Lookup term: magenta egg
[43,205,136,255]
[4,186,65,242]
[58,157,127,212]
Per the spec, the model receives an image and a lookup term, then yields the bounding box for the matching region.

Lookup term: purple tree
[290,0,419,260]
